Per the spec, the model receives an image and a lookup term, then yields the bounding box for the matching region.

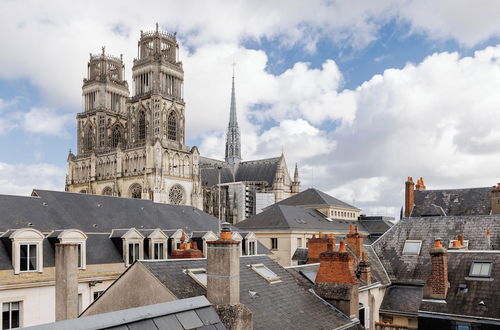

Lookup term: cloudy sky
[2,0,500,218]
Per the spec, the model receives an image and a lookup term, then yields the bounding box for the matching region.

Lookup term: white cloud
[21,107,71,136]
[0,162,66,196]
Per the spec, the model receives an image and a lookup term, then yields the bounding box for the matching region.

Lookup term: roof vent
[42,202,48,206]
[97,203,102,208]
[92,224,98,228]
[478,300,485,306]
[27,222,34,227]
[325,217,333,222]
[458,284,468,294]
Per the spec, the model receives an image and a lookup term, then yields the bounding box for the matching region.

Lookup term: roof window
[251,263,281,283]
[186,268,207,288]
[402,240,422,255]
[469,261,492,277]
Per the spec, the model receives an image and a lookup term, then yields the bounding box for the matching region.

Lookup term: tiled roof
[380,285,423,315]
[277,188,359,210]
[411,187,491,217]
[24,296,226,330]
[140,255,355,330]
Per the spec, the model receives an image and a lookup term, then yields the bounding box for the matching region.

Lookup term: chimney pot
[339,240,346,253]
[434,240,442,248]
[349,224,353,233]
[486,229,491,236]
[457,234,464,246]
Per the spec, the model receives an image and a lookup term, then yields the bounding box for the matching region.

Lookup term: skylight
[402,240,422,255]
[251,264,281,283]
[469,261,492,277]
[186,268,207,288]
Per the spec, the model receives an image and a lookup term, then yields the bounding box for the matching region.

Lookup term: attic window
[469,261,492,277]
[186,268,207,288]
[251,264,281,283]
[402,240,422,255]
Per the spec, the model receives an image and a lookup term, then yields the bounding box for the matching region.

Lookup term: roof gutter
[418,311,500,325]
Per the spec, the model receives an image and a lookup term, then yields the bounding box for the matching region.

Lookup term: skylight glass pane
[471,262,491,276]
[253,264,280,282]
[187,269,207,287]
[194,272,207,286]
[403,241,421,255]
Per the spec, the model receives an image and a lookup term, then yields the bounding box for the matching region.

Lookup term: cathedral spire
[225,64,241,170]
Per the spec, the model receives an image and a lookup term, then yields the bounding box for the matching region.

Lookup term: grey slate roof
[379,285,423,315]
[235,204,369,233]
[372,215,500,284]
[419,251,500,320]
[291,247,308,263]
[140,255,355,330]
[277,188,359,210]
[411,187,491,217]
[24,296,226,330]
[199,156,281,187]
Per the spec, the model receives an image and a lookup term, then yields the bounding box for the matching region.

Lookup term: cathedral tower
[224,67,241,171]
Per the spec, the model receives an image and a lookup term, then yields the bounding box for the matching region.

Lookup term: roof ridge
[240,156,281,164]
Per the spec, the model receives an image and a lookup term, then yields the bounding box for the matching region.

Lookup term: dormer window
[153,242,165,259]
[110,228,144,266]
[242,232,258,256]
[128,243,140,264]
[143,229,168,260]
[403,240,422,255]
[3,228,45,274]
[469,261,492,277]
[49,229,88,270]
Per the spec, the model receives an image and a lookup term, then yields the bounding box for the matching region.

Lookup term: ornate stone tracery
[169,184,184,205]
[129,183,142,199]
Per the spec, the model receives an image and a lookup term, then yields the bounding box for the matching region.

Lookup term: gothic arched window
[84,126,93,152]
[111,125,122,148]
[169,184,185,205]
[102,186,113,196]
[138,111,146,141]
[129,184,142,199]
[167,111,177,141]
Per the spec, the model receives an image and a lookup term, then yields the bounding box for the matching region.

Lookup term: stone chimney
[491,184,500,215]
[415,177,426,191]
[314,240,359,319]
[307,232,335,264]
[358,252,371,284]
[207,222,252,330]
[55,243,79,321]
[346,225,364,258]
[423,239,448,300]
[404,177,415,217]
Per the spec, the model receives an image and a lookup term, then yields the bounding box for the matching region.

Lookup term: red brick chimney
[314,240,359,319]
[170,235,203,259]
[404,177,415,217]
[415,177,426,191]
[358,252,371,284]
[307,233,335,264]
[346,225,364,258]
[423,240,448,300]
[486,229,491,250]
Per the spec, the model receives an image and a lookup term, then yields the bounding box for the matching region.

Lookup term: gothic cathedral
[66,25,203,208]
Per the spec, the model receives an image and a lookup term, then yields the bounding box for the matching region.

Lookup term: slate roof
[379,285,423,315]
[199,156,281,188]
[419,251,500,320]
[291,247,308,263]
[411,187,491,217]
[24,296,226,330]
[235,204,369,233]
[277,188,359,210]
[0,190,267,270]
[372,215,500,284]
[140,255,356,330]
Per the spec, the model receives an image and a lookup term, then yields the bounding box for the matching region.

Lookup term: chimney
[314,240,359,319]
[55,243,79,321]
[307,232,335,264]
[171,234,203,259]
[491,184,500,215]
[346,225,364,258]
[358,252,372,284]
[404,177,415,217]
[423,239,448,300]
[415,177,426,191]
[486,229,491,250]
[449,234,467,250]
[207,222,252,330]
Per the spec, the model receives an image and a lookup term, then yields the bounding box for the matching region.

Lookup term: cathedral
[65,24,299,218]
[66,25,202,208]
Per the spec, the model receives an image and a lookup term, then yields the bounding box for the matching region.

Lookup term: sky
[2,0,500,219]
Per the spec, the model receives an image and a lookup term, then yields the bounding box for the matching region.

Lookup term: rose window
[169,185,185,205]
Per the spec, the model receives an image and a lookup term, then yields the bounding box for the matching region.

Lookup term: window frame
[402,240,422,256]
[469,261,493,278]
[250,263,281,283]
[2,301,21,329]
[185,268,207,288]
[271,237,278,250]
[19,243,38,272]
[9,228,45,275]
[128,242,140,265]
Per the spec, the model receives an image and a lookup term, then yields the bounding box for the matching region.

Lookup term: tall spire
[225,63,241,170]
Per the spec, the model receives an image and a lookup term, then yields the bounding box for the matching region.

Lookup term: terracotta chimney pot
[339,240,346,253]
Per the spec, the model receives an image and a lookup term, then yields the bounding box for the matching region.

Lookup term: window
[138,111,146,140]
[93,291,104,301]
[186,268,207,288]
[20,244,37,272]
[297,238,302,248]
[251,264,281,283]
[101,186,113,196]
[271,238,278,250]
[128,243,140,265]
[84,126,93,151]
[167,111,177,141]
[169,184,185,205]
[402,240,422,255]
[248,241,256,255]
[153,242,165,259]
[129,184,142,199]
[111,126,121,148]
[2,302,20,329]
[469,261,492,277]
[77,244,83,269]
[78,293,82,315]
[457,323,471,330]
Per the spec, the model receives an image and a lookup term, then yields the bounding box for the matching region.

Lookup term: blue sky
[3,1,500,218]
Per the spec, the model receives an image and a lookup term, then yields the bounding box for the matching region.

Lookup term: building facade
[66,25,202,208]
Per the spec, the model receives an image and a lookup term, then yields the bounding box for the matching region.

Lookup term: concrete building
[0,189,262,328]
[66,24,203,208]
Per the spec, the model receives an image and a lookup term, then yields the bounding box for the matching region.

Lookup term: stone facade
[66,25,202,208]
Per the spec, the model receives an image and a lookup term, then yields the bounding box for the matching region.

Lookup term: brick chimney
[491,184,500,215]
[346,225,364,258]
[404,177,415,217]
[314,240,359,319]
[307,232,335,264]
[449,234,467,250]
[486,229,491,250]
[55,243,79,321]
[171,235,203,259]
[423,239,448,300]
[415,177,426,190]
[207,222,252,330]
[358,252,371,284]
